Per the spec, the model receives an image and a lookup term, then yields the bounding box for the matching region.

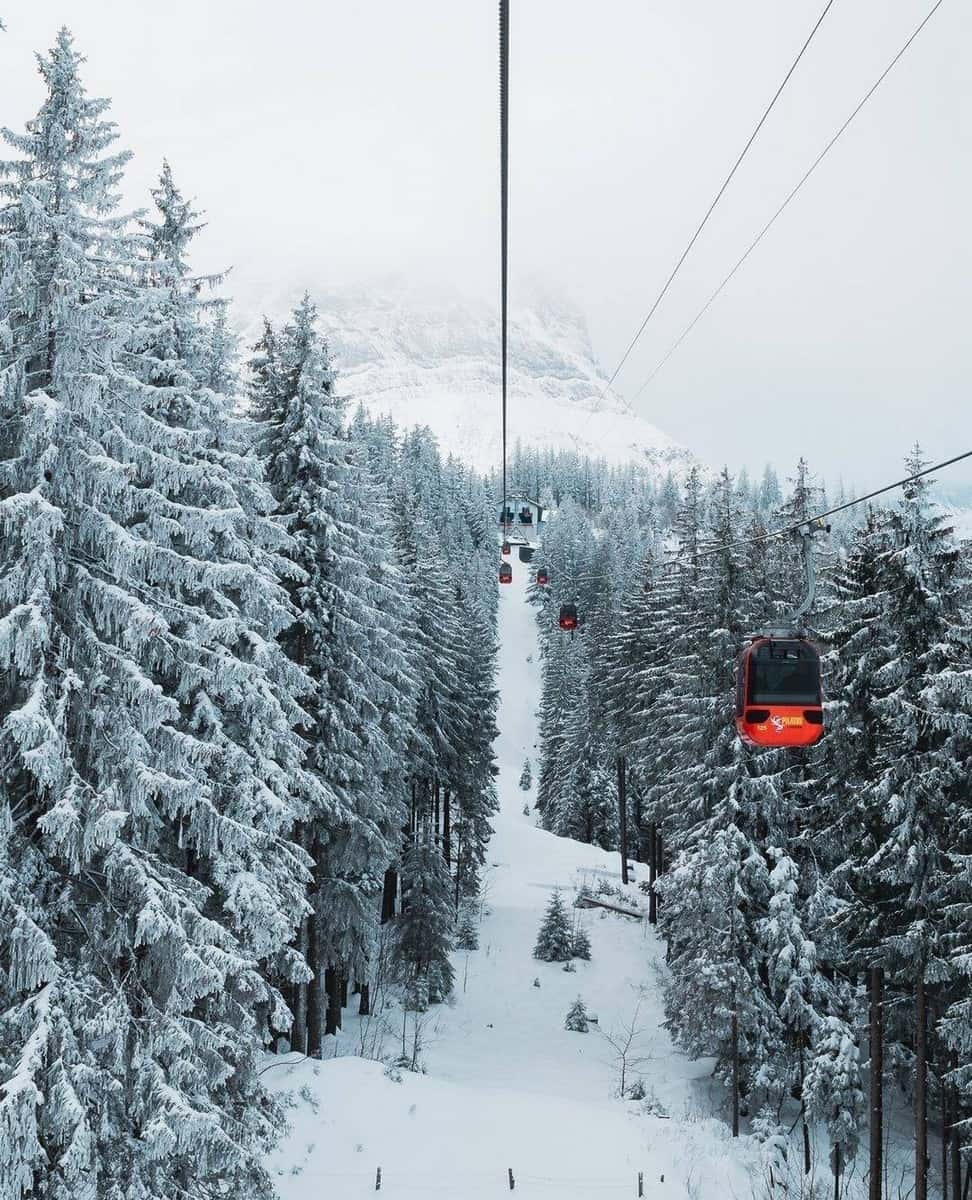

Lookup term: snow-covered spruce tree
[565,996,590,1033]
[392,830,456,1002]
[392,451,498,907]
[519,758,532,791]
[0,38,322,1199]
[803,1014,865,1180]
[533,891,573,963]
[660,817,782,1121]
[255,296,415,1047]
[655,467,844,1130]
[456,903,479,951]
[852,454,971,1171]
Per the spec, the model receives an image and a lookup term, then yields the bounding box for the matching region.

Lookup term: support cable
[630,0,947,403]
[500,0,510,532]
[606,0,838,389]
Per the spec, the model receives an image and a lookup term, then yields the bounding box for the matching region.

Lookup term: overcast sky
[2,0,969,490]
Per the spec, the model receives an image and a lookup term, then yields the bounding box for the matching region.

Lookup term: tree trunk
[617,755,629,886]
[341,975,348,1008]
[433,780,440,844]
[443,789,451,866]
[869,966,883,1200]
[292,912,309,1054]
[358,983,370,1017]
[454,827,463,913]
[654,829,663,913]
[833,1144,842,1200]
[943,1038,950,1200]
[325,966,342,1037]
[307,910,324,1057]
[951,1054,962,1200]
[801,1045,811,1175]
[916,974,927,1200]
[731,1003,740,1137]
[648,823,658,926]
[381,867,398,924]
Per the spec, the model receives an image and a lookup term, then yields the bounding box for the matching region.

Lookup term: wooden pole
[868,966,884,1200]
[508,1167,515,1191]
[375,1166,381,1191]
[638,1170,644,1197]
[618,754,629,886]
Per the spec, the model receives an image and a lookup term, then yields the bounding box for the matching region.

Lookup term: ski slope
[262,557,758,1199]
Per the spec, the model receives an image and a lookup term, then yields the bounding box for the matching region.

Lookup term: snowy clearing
[263,557,759,1199]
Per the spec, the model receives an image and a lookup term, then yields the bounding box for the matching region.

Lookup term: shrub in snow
[428,962,450,1005]
[596,878,615,897]
[573,882,593,907]
[562,960,576,973]
[571,927,592,961]
[519,759,532,790]
[533,891,573,962]
[522,802,530,816]
[403,975,430,1013]
[456,904,479,951]
[625,1079,647,1100]
[565,996,589,1032]
[532,977,541,988]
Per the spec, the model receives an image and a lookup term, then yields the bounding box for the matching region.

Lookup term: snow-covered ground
[262,556,758,1199]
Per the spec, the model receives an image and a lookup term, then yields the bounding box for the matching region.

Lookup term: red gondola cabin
[499,563,513,584]
[735,636,823,748]
[536,568,549,586]
[558,603,578,632]
[501,541,511,556]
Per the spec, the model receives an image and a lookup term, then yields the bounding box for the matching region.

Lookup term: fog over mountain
[245,281,696,476]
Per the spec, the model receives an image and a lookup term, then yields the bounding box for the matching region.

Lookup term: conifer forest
[1,10,971,1200]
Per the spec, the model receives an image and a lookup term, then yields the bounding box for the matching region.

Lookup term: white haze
[1,0,969,489]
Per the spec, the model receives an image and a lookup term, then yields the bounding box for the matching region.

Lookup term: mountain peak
[248,281,694,475]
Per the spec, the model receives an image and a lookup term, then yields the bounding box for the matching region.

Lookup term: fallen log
[575,896,643,919]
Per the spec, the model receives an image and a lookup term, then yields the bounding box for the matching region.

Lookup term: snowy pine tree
[392,832,456,1001]
[255,296,415,1048]
[0,34,322,1199]
[533,891,573,963]
[565,996,590,1033]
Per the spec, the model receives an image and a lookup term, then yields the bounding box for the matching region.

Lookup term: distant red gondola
[536,568,549,586]
[499,562,513,584]
[501,541,511,556]
[558,603,578,632]
[735,636,823,748]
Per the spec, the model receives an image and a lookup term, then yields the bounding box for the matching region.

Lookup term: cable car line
[629,0,948,403]
[675,448,972,564]
[605,0,838,390]
[499,0,511,571]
